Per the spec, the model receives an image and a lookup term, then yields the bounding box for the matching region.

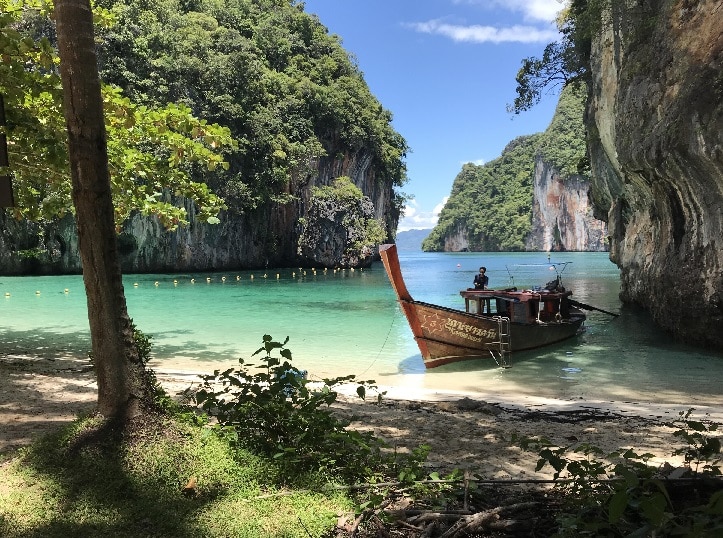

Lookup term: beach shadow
[0,348,97,456]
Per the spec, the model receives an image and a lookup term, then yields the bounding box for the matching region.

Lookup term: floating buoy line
[1,266,367,296]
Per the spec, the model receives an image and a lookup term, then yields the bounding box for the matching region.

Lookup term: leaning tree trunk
[55,0,146,420]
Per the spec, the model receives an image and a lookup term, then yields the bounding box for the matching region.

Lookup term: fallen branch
[438,502,539,538]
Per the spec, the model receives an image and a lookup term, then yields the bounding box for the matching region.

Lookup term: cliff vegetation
[422,85,590,252]
[0,0,408,272]
[94,0,408,214]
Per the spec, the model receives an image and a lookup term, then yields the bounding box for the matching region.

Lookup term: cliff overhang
[586,0,722,349]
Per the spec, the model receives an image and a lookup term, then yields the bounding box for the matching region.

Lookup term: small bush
[194,335,391,484]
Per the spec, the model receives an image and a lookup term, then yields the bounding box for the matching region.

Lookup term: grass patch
[0,412,352,538]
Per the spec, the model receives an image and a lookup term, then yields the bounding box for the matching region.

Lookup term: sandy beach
[3,352,715,481]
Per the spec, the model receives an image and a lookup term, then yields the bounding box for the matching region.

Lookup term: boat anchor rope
[568,299,619,317]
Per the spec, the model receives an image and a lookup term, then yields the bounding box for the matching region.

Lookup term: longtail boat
[379,244,586,368]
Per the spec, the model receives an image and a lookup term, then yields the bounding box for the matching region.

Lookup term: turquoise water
[1,251,721,408]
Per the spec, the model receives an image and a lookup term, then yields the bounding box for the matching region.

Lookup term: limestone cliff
[0,144,397,274]
[434,155,608,253]
[586,0,722,348]
[526,157,608,252]
[423,86,607,253]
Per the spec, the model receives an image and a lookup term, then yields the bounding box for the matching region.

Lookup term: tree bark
[54,0,144,420]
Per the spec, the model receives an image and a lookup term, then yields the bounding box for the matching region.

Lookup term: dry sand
[2,353,716,478]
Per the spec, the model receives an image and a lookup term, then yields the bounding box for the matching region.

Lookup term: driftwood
[436,502,539,537]
[347,501,542,537]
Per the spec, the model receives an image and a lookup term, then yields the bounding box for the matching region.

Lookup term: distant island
[394,229,432,251]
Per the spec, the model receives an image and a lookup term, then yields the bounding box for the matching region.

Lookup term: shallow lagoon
[1,251,721,411]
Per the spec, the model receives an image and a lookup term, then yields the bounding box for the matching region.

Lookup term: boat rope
[355,310,398,376]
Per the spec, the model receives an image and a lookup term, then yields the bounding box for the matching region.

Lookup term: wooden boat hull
[379,244,585,368]
[404,300,584,367]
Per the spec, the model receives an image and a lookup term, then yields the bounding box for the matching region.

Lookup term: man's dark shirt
[473,274,488,289]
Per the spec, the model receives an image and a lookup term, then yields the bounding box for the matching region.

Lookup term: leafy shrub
[193,335,391,483]
[518,409,723,537]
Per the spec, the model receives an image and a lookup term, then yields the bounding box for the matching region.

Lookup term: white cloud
[432,197,449,215]
[409,19,559,44]
[452,0,567,23]
[397,197,448,232]
[490,0,566,23]
[409,0,565,44]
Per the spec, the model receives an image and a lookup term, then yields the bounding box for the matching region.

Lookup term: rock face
[526,157,608,252]
[586,0,722,348]
[0,145,398,274]
[435,157,608,253]
[440,225,471,252]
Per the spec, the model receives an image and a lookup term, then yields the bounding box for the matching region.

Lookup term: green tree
[508,0,602,114]
[1,0,235,229]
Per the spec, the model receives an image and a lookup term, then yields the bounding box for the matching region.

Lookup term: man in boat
[473,267,488,290]
[473,267,491,313]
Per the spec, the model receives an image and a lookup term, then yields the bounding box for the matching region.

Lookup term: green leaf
[686,420,707,432]
[639,493,667,526]
[608,490,629,523]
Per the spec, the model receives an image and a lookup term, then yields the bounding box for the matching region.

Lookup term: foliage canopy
[94,0,408,212]
[2,0,407,232]
[1,0,236,230]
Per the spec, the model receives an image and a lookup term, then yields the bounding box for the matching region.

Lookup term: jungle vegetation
[94,0,408,214]
[422,85,588,252]
[2,0,407,228]
[1,0,234,230]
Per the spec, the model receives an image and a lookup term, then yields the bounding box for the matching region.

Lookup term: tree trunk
[54,0,145,420]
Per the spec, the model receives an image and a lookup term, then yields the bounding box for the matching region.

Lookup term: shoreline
[1,354,718,478]
[153,367,723,424]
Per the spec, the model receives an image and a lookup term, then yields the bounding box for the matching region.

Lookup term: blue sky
[304,0,567,231]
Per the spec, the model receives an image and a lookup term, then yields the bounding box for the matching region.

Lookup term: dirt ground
[0,353,697,480]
